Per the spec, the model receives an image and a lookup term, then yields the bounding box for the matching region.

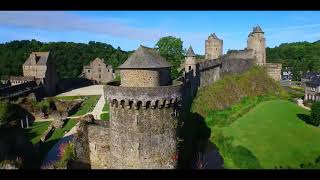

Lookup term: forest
[266,41,320,80]
[0,40,131,79]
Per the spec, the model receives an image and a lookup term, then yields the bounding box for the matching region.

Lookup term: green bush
[0,101,12,126]
[37,100,50,113]
[310,101,320,126]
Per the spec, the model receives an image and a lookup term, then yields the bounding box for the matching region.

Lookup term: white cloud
[0,11,164,41]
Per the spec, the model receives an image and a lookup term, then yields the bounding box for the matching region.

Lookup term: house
[22,52,58,96]
[304,75,320,101]
[81,58,114,84]
[301,72,320,87]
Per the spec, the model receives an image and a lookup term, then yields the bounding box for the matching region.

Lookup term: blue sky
[0,11,320,54]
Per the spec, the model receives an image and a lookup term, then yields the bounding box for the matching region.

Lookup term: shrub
[0,101,12,126]
[42,142,75,169]
[310,101,320,126]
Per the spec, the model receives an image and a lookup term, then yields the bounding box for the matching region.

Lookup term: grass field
[71,95,100,116]
[25,121,51,144]
[54,96,84,101]
[102,101,109,112]
[212,100,320,169]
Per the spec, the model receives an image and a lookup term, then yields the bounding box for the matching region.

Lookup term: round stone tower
[104,45,183,169]
[247,25,266,65]
[205,33,223,60]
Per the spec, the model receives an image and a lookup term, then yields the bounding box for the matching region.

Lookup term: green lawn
[25,121,51,144]
[71,95,100,116]
[54,96,84,101]
[100,112,109,121]
[212,100,320,169]
[102,101,109,112]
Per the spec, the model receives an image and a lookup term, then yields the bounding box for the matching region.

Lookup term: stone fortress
[74,25,282,169]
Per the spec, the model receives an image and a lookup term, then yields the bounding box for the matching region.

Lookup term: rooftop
[23,52,50,66]
[208,33,221,40]
[252,26,264,33]
[118,45,172,69]
[186,46,196,57]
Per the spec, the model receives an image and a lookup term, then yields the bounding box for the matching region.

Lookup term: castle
[72,25,282,169]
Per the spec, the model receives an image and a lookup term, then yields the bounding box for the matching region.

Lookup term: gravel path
[56,85,104,97]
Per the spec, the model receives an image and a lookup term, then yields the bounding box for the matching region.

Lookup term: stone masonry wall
[196,59,221,89]
[120,69,161,87]
[264,63,282,81]
[205,38,223,60]
[87,121,111,169]
[104,81,183,169]
[109,106,179,169]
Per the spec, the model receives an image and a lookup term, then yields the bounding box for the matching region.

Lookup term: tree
[155,36,184,79]
[0,101,11,126]
[310,101,320,126]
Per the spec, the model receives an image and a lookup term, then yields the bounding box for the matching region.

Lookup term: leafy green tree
[310,101,320,126]
[0,101,11,126]
[155,36,184,79]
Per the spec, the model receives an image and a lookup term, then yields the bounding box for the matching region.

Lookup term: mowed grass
[215,100,320,169]
[71,95,100,116]
[54,96,84,101]
[102,101,109,112]
[25,121,51,144]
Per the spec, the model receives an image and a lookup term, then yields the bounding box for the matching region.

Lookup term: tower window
[98,68,101,72]
[189,66,191,70]
[99,75,101,79]
[87,70,90,73]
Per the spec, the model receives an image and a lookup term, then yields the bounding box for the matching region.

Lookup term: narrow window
[99,75,101,79]
[98,68,101,73]
[88,70,90,73]
[189,66,191,70]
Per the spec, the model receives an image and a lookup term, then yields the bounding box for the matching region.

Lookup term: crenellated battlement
[104,80,183,110]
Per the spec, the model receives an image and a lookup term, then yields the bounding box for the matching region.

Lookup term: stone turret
[104,45,183,169]
[185,46,197,77]
[205,33,223,60]
[118,45,172,87]
[247,25,266,65]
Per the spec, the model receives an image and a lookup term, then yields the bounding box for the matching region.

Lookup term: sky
[0,11,320,54]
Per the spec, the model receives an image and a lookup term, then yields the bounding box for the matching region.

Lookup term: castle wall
[120,68,170,87]
[220,53,255,76]
[197,60,221,88]
[264,63,282,81]
[104,81,183,169]
[224,49,255,60]
[87,121,111,169]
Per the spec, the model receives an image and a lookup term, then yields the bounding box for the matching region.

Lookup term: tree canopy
[0,101,12,126]
[0,40,131,79]
[266,41,320,81]
[155,36,185,79]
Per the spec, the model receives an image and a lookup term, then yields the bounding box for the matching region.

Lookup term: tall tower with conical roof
[105,45,183,169]
[185,46,197,77]
[205,33,223,60]
[247,25,266,65]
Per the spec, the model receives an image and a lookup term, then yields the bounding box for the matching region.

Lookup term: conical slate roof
[209,33,221,40]
[186,46,196,57]
[118,45,172,69]
[253,26,264,33]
